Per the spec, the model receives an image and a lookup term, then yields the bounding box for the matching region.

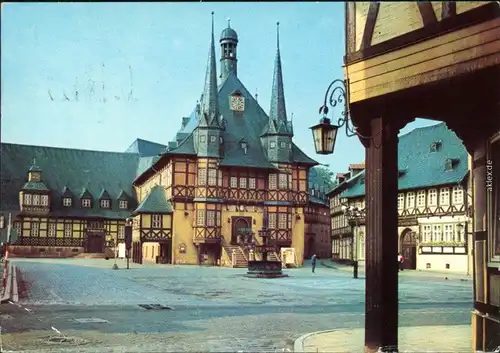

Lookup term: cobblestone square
[1,259,473,352]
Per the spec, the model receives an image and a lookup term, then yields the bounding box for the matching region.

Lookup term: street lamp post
[341,205,364,279]
[124,218,133,270]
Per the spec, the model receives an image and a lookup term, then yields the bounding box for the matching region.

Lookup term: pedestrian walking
[311,254,317,273]
[398,252,404,271]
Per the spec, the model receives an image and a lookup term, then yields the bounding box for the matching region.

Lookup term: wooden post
[364,117,399,352]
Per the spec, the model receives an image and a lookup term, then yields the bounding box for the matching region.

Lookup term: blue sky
[1,2,439,174]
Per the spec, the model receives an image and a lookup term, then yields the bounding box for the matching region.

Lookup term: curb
[12,265,19,302]
[1,263,13,303]
[294,329,337,353]
[0,264,18,304]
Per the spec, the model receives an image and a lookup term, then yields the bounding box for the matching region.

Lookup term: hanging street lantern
[312,79,360,155]
[310,117,338,155]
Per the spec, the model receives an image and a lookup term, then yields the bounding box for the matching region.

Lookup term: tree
[310,166,336,190]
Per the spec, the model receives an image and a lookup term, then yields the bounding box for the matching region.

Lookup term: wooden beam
[364,116,399,352]
[417,2,438,26]
[360,2,380,49]
[345,1,500,64]
[441,1,457,19]
[345,2,357,54]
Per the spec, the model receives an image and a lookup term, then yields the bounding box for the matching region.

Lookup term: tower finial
[276,21,280,48]
[269,20,287,124]
[228,18,231,28]
[211,11,215,34]
[199,12,219,127]
[255,88,259,102]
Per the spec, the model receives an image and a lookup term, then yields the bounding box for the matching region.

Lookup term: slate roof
[125,138,167,157]
[0,143,140,219]
[132,185,173,215]
[158,73,317,170]
[340,123,468,199]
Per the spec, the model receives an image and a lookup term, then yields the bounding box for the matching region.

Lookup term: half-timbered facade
[341,2,499,350]
[0,19,326,268]
[131,20,320,267]
[0,144,139,258]
[328,123,472,273]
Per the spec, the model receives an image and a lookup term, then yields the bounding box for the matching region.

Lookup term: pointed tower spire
[200,11,219,127]
[269,21,287,124]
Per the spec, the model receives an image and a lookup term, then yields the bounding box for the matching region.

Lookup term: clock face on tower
[230,95,245,112]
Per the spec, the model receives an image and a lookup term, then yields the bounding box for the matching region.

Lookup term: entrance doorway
[231,217,252,244]
[86,233,104,253]
[400,228,417,270]
[158,242,172,264]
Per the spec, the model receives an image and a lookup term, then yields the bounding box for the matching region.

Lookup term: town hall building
[0,18,331,267]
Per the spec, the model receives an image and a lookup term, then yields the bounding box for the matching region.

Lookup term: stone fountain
[246,227,288,278]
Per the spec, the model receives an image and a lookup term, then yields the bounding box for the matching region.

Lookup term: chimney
[181,117,190,129]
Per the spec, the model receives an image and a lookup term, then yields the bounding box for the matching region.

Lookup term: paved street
[1,258,473,352]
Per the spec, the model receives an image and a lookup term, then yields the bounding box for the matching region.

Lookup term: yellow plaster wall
[292,207,305,266]
[172,205,197,265]
[141,214,151,228]
[162,215,172,229]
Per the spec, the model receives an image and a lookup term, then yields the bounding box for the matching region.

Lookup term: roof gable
[132,185,173,215]
[98,189,111,200]
[80,187,93,199]
[217,74,276,168]
[165,73,315,168]
[125,138,167,157]
[61,186,73,198]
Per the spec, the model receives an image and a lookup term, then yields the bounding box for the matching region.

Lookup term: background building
[0,20,332,267]
[328,123,473,274]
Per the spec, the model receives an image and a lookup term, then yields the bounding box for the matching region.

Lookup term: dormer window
[270,141,276,148]
[100,199,110,208]
[239,139,248,154]
[119,200,128,209]
[63,198,72,207]
[445,158,459,171]
[82,199,92,208]
[430,141,442,152]
[280,142,286,148]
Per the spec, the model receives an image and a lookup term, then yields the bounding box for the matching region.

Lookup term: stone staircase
[222,245,248,268]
